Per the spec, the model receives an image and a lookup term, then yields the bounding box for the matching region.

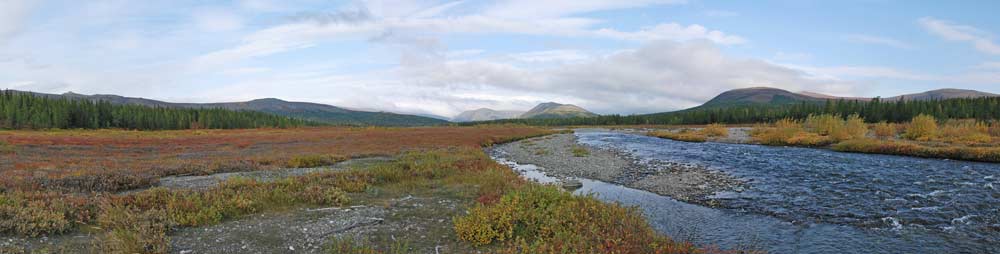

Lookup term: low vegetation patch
[0,126,551,192]
[647,129,708,143]
[745,114,1000,162]
[454,185,699,253]
[570,145,590,157]
[648,124,729,143]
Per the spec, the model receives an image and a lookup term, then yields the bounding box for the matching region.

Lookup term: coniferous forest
[472,97,1000,126]
[0,90,312,130]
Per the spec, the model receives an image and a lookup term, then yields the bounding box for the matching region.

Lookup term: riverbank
[492,131,745,205]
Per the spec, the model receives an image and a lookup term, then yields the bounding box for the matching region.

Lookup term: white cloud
[389,40,854,115]
[0,0,33,43]
[845,34,915,49]
[191,1,743,69]
[798,66,938,81]
[919,17,1000,55]
[483,0,686,19]
[506,50,591,64]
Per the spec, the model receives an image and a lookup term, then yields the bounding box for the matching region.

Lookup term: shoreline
[492,131,745,206]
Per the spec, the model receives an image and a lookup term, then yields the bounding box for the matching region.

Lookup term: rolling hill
[10,90,448,126]
[696,87,825,109]
[695,87,999,110]
[520,102,598,119]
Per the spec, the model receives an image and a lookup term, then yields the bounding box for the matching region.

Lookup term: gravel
[494,132,745,205]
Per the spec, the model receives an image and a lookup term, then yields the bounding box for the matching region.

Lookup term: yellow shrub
[647,130,707,143]
[786,132,833,147]
[991,122,1000,137]
[843,114,868,140]
[939,119,993,144]
[751,119,803,145]
[904,114,938,141]
[701,124,729,137]
[873,122,896,139]
[805,114,842,136]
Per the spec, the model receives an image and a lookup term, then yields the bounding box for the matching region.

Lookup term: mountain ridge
[6,90,447,126]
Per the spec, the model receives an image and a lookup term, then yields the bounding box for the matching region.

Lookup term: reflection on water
[491,131,1000,253]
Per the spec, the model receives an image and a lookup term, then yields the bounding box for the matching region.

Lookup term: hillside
[9,90,448,126]
[885,88,999,101]
[520,102,598,119]
[697,87,825,109]
[453,108,525,122]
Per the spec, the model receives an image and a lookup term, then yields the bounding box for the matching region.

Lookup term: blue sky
[1,0,999,117]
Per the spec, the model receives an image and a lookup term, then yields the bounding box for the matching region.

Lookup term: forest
[0,90,313,130]
[473,97,1000,126]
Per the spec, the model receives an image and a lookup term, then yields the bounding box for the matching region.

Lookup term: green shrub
[287,154,345,168]
[0,193,74,237]
[571,146,590,157]
[301,186,350,206]
[0,140,14,154]
[94,204,170,254]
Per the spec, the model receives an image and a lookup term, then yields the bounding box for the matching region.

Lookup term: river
[491,130,999,253]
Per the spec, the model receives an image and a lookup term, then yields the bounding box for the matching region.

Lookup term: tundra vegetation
[473,96,1000,126]
[0,126,702,253]
[748,114,1000,162]
[646,123,729,143]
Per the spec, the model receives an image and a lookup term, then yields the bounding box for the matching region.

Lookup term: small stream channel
[490,131,999,254]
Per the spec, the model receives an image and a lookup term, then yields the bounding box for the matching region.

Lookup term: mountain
[9,90,448,126]
[796,91,873,102]
[520,102,598,119]
[697,87,825,108]
[884,88,999,101]
[452,108,525,122]
[692,87,999,110]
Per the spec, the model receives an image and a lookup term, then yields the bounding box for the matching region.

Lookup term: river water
[491,131,1000,253]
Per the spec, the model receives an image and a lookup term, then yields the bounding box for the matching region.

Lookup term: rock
[561,179,583,190]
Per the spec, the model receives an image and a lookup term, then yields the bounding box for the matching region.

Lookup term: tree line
[468,97,1000,126]
[0,90,315,130]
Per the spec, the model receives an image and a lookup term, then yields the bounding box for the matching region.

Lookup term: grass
[647,129,708,143]
[454,185,699,253]
[1,126,709,253]
[0,140,14,154]
[647,124,729,143]
[571,145,590,157]
[746,114,1000,162]
[0,126,550,192]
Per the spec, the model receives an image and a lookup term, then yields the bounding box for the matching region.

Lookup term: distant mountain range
[452,102,598,122]
[694,87,998,110]
[452,108,525,122]
[12,90,448,126]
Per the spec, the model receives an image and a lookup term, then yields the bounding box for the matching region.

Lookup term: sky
[1,0,1000,117]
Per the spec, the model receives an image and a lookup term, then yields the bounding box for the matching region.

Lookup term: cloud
[389,40,854,115]
[919,17,1000,55]
[191,0,743,69]
[0,0,33,43]
[844,34,915,49]
[798,66,938,81]
[483,0,686,19]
